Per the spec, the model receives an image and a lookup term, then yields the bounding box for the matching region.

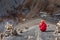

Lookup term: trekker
[39,20,47,32]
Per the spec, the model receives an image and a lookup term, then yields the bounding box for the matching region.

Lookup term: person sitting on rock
[54,21,60,34]
[4,22,13,36]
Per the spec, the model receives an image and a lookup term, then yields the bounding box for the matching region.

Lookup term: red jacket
[39,22,47,32]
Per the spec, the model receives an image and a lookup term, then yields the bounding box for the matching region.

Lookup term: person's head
[40,20,45,23]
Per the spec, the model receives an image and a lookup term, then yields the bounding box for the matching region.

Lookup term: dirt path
[15,18,56,30]
[2,19,56,40]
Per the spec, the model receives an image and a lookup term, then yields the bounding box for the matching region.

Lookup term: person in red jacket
[39,20,47,32]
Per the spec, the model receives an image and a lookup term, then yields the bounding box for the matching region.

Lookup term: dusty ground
[0,18,58,40]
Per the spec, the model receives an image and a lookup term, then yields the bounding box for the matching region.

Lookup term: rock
[16,28,23,35]
[12,30,17,36]
[25,27,29,29]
